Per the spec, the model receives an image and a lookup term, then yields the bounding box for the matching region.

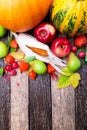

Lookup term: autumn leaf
[70,73,81,89]
[57,74,70,88]
[57,68,81,89]
[10,51,25,60]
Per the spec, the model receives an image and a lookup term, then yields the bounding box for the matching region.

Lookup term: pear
[68,52,81,72]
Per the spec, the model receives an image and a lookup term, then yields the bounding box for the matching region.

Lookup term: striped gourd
[51,0,87,37]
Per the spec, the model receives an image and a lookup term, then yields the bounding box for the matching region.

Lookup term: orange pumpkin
[0,0,52,32]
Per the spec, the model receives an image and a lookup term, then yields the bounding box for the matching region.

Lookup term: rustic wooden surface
[51,79,75,130]
[11,70,29,130]
[75,61,87,130]
[0,32,87,130]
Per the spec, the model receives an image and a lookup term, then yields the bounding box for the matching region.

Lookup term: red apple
[34,22,57,44]
[51,37,71,57]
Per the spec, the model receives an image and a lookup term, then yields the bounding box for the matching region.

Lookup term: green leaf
[9,47,17,53]
[7,36,13,48]
[62,67,73,76]
[85,50,87,62]
[70,73,81,88]
[24,56,35,63]
[57,75,70,88]
[0,68,4,76]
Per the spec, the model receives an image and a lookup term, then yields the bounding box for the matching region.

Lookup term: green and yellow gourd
[51,0,87,37]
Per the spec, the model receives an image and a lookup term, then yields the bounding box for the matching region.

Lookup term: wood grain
[11,70,29,130]
[75,61,87,130]
[0,70,10,130]
[0,36,10,130]
[51,75,75,130]
[29,74,52,130]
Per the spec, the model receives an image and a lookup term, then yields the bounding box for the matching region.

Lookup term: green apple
[30,60,47,75]
[68,52,81,72]
[0,41,8,58]
[0,25,7,37]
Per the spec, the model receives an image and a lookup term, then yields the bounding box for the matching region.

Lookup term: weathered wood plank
[11,70,29,130]
[0,76,10,130]
[75,61,87,130]
[0,35,10,130]
[29,74,52,130]
[51,75,75,130]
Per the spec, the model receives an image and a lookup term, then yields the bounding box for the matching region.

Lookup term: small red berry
[5,65,12,72]
[10,69,17,76]
[12,61,19,69]
[71,46,77,52]
[78,51,85,58]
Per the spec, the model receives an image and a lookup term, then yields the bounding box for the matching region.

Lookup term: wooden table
[0,33,87,130]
